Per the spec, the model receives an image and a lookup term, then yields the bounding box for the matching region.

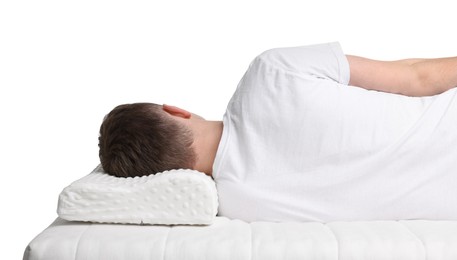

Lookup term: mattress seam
[398,221,427,260]
[249,222,253,260]
[73,223,92,260]
[324,223,340,260]
[162,226,172,260]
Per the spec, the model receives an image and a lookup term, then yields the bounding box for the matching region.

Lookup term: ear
[162,104,192,119]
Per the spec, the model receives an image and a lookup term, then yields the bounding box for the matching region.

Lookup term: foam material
[57,165,218,225]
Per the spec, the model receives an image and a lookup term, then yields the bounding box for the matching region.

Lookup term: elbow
[407,64,434,97]
[416,67,432,96]
[409,61,452,97]
[410,74,429,97]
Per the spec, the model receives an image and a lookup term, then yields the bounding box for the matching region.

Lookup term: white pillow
[57,165,218,225]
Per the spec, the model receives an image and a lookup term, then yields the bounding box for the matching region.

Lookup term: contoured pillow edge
[57,165,218,225]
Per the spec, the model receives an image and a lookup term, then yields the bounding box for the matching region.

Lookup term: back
[213,42,457,222]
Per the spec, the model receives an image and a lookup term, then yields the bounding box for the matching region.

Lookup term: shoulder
[253,42,344,73]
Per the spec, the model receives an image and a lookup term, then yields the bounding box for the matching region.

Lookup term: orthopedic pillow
[57,165,218,225]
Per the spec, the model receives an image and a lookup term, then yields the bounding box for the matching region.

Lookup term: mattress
[24,217,457,260]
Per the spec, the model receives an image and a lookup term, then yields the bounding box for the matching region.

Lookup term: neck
[192,120,223,176]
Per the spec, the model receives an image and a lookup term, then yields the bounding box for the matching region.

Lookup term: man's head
[98,103,197,177]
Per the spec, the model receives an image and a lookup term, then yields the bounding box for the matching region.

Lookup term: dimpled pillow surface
[57,165,218,225]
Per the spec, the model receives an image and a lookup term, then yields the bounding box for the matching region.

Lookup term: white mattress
[24,217,457,260]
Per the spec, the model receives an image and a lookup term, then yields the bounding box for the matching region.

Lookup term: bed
[24,166,457,260]
[24,216,457,260]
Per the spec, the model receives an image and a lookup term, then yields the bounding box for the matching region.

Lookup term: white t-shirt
[212,42,457,222]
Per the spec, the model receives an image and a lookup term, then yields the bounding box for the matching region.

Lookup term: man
[99,42,457,222]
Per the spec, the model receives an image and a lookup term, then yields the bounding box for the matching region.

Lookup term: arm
[347,55,457,97]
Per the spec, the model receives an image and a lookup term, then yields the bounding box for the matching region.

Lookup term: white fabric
[213,42,457,222]
[57,165,218,225]
[24,217,457,260]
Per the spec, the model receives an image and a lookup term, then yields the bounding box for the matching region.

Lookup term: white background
[1,0,456,259]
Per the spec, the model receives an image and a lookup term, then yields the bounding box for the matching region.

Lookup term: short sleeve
[256,42,350,85]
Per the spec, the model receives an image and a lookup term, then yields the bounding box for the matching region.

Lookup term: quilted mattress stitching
[323,223,340,260]
[74,223,92,260]
[162,226,172,260]
[399,221,427,260]
[249,222,253,260]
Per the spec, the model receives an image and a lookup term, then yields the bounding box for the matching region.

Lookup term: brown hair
[98,103,196,177]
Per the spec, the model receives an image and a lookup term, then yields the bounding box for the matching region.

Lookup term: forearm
[412,57,457,96]
[347,55,457,97]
